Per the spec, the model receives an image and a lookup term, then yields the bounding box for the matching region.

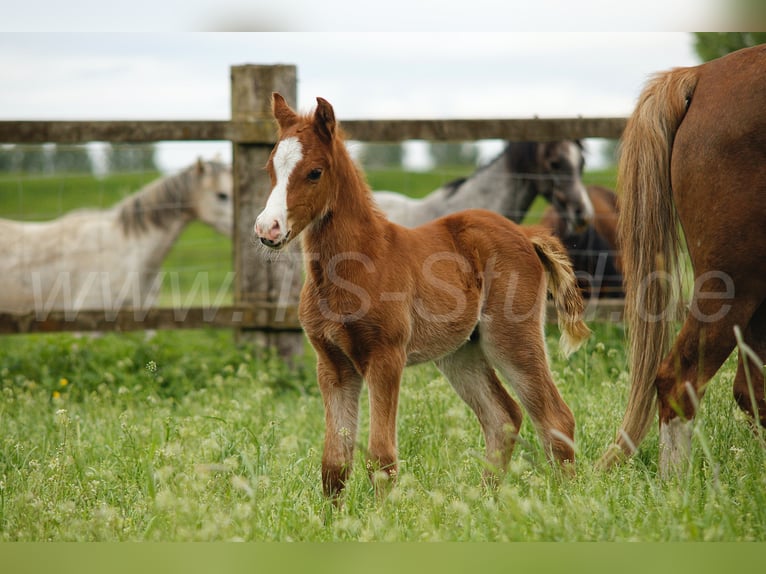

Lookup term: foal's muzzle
[259,230,291,250]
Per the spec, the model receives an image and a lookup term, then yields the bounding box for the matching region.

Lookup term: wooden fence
[0,64,627,349]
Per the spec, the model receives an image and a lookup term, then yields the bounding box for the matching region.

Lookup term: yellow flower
[59,378,69,387]
[52,391,61,399]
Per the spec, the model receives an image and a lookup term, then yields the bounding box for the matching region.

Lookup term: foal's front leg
[316,351,363,499]
[365,350,406,495]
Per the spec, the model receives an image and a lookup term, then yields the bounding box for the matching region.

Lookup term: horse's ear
[272,92,298,130]
[195,157,205,175]
[314,97,336,143]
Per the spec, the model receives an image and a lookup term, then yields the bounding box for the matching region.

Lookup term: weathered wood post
[231,64,304,358]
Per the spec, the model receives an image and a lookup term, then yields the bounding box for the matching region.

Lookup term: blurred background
[1,25,763,308]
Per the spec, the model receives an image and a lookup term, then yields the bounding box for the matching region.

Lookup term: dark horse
[600,45,766,475]
[541,185,623,298]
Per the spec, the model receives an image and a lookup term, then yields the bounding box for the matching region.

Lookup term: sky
[0,31,704,171]
[1,1,730,33]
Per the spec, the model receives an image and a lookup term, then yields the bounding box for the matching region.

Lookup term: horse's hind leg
[733,301,766,426]
[479,320,576,468]
[435,340,523,478]
[654,295,761,477]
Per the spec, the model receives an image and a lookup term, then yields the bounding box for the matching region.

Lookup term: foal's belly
[404,301,481,365]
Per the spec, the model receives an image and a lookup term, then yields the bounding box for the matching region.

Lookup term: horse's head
[192,158,233,236]
[255,93,339,250]
[534,141,593,235]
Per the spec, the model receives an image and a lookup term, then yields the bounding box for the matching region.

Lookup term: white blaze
[255,136,303,241]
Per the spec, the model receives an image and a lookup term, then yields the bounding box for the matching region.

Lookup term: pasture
[0,166,764,541]
[1,326,764,541]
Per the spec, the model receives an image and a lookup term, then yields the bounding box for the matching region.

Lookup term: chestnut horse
[255,94,590,499]
[540,185,623,298]
[600,45,766,476]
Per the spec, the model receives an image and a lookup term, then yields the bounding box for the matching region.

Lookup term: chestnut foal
[255,94,590,499]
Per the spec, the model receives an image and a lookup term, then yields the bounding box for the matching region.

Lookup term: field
[1,165,765,542]
[1,326,765,541]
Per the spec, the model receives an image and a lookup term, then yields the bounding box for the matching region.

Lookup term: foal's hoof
[366,460,398,500]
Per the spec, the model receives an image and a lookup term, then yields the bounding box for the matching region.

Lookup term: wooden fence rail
[0,63,627,342]
[0,117,626,144]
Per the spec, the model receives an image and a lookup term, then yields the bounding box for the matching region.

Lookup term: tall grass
[1,325,763,541]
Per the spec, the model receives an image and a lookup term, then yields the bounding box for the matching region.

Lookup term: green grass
[1,324,764,541]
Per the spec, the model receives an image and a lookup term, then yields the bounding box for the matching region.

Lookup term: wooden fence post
[230,64,304,358]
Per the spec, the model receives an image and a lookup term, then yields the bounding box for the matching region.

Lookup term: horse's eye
[216,192,229,201]
[308,168,323,182]
[549,160,563,171]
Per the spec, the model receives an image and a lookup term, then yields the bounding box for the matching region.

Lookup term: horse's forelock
[505,141,539,176]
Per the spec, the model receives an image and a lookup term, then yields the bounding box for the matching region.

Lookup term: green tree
[52,144,93,173]
[106,143,158,173]
[0,145,15,171]
[0,144,94,174]
[357,142,405,170]
[428,142,478,168]
[693,32,766,62]
[17,145,50,173]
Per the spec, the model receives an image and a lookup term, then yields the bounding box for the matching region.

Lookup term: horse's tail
[528,230,591,357]
[598,65,700,469]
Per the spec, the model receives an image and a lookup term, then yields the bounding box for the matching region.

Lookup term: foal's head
[255,93,342,249]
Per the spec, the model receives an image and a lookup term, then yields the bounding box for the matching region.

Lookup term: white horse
[374,140,593,233]
[0,159,232,315]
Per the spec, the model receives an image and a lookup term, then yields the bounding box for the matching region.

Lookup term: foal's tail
[598,66,700,469]
[528,230,591,358]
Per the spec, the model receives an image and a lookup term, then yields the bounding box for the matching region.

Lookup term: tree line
[0,143,158,174]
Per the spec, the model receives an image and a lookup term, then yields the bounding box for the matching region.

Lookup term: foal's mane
[117,161,224,235]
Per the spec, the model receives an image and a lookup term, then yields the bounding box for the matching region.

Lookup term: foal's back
[383,209,547,362]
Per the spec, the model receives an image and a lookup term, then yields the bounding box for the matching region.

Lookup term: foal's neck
[304,151,387,260]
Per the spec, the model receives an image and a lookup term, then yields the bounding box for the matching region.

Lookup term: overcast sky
[1,31,703,171]
[2,1,728,33]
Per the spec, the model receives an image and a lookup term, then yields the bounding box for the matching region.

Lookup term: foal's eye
[308,168,323,182]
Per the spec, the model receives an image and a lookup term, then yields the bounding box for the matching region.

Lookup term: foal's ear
[314,97,336,142]
[272,92,298,130]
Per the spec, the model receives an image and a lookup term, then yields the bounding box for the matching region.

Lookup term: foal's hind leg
[435,340,523,479]
[479,321,576,468]
[732,302,766,427]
